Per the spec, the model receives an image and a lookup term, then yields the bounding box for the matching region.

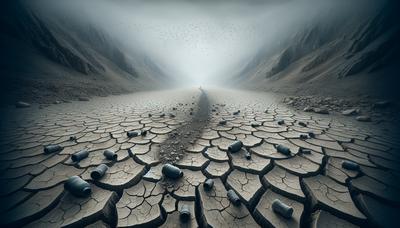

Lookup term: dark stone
[300,134,309,140]
[298,121,307,127]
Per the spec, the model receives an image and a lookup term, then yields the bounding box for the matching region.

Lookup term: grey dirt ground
[0,87,399,228]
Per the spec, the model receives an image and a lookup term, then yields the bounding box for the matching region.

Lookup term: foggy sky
[27,0,383,86]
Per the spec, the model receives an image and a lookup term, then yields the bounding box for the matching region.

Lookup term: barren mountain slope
[235,0,400,100]
[0,1,172,105]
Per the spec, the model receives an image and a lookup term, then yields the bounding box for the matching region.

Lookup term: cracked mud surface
[0,88,399,227]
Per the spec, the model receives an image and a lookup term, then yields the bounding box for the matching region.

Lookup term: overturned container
[179,204,191,222]
[272,199,294,219]
[162,164,183,179]
[227,189,241,206]
[299,134,308,140]
[44,144,63,154]
[141,130,148,136]
[298,121,307,127]
[127,131,139,138]
[103,149,118,160]
[71,150,89,162]
[203,179,214,191]
[228,141,243,153]
[244,149,251,160]
[299,147,311,154]
[64,176,91,197]
[341,160,360,171]
[91,164,109,180]
[276,145,291,155]
[251,123,260,128]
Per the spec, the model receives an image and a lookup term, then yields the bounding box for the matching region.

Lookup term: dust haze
[27,0,383,86]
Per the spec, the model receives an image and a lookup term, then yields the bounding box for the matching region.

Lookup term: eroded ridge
[0,88,399,228]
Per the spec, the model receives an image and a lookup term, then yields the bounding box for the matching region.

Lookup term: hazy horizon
[26,0,383,86]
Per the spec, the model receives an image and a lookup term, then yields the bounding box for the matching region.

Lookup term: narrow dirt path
[159,88,210,164]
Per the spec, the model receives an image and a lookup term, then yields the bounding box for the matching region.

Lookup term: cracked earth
[0,88,399,227]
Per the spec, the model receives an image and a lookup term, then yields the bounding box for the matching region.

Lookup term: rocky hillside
[0,1,171,105]
[235,0,400,100]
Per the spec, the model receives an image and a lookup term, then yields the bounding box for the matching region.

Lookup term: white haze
[27,0,382,86]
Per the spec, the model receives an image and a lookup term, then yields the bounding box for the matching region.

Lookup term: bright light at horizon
[30,0,379,86]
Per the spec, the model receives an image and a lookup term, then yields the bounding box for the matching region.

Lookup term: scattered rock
[313,108,329,114]
[342,108,360,116]
[298,121,307,127]
[356,115,371,122]
[373,101,391,109]
[15,101,31,108]
[303,106,313,112]
[78,97,90,101]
